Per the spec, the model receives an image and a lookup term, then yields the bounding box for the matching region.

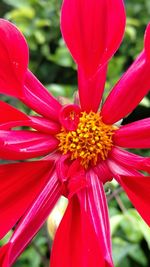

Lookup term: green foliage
[111,208,150,266]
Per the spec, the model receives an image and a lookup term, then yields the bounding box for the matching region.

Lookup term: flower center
[57,111,115,169]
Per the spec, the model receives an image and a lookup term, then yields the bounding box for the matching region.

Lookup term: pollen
[57,111,116,169]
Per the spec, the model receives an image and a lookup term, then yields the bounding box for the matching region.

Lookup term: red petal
[0,116,60,134]
[0,101,60,133]
[115,174,150,226]
[59,104,81,131]
[144,23,150,60]
[61,0,125,76]
[78,64,107,112]
[93,160,112,184]
[56,155,87,198]
[0,101,28,125]
[0,19,28,98]
[0,171,61,267]
[101,28,150,124]
[51,195,106,267]
[51,170,113,267]
[29,116,60,134]
[107,159,141,177]
[23,70,61,121]
[0,130,59,160]
[0,244,10,266]
[0,160,54,239]
[109,147,150,174]
[107,159,150,225]
[84,171,113,267]
[114,118,150,149]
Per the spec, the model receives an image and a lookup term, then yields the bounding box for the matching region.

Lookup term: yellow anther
[84,128,88,132]
[73,138,79,142]
[72,131,76,137]
[80,151,85,157]
[70,143,76,148]
[57,111,115,169]
[92,126,97,131]
[84,134,89,138]
[97,143,102,148]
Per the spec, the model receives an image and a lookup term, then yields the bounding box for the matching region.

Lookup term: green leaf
[3,0,30,8]
[49,39,74,67]
[34,30,46,44]
[132,213,150,249]
[110,214,123,236]
[0,230,13,246]
[124,209,150,248]
[113,238,136,265]
[129,244,148,266]
[5,7,35,20]
[46,84,76,98]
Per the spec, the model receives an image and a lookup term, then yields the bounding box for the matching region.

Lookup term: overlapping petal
[29,116,60,134]
[101,25,150,124]
[0,171,61,267]
[23,71,62,121]
[94,160,113,183]
[0,160,54,239]
[51,170,113,267]
[107,159,150,225]
[0,101,60,133]
[0,19,61,121]
[0,19,28,98]
[114,118,150,148]
[85,171,113,267]
[107,159,141,177]
[109,147,150,174]
[0,130,59,160]
[56,155,87,198]
[50,196,105,267]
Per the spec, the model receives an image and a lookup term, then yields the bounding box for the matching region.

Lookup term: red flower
[0,0,150,266]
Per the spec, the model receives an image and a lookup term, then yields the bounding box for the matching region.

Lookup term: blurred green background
[0,0,150,266]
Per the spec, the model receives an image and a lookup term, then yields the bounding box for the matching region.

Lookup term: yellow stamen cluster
[57,111,115,169]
